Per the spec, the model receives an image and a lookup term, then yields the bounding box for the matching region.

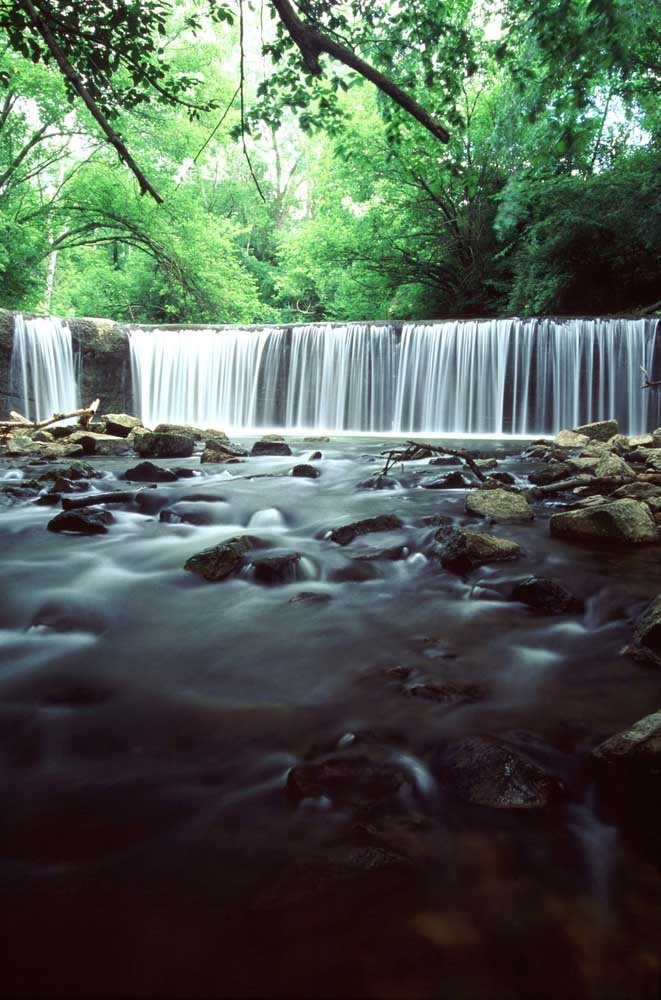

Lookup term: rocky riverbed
[1,415,661,998]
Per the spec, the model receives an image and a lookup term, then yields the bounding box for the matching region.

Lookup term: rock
[442,736,564,809]
[39,462,96,481]
[591,710,661,821]
[201,440,248,463]
[288,591,333,606]
[644,449,661,472]
[573,419,619,442]
[32,430,54,443]
[102,413,143,438]
[47,507,114,535]
[159,509,182,524]
[475,458,498,471]
[591,710,661,766]
[124,461,177,483]
[155,422,221,442]
[329,513,403,546]
[488,471,517,486]
[308,451,323,461]
[436,527,521,574]
[6,434,84,459]
[593,453,635,480]
[565,456,600,473]
[250,440,292,456]
[423,471,470,489]
[356,475,399,490]
[304,436,330,443]
[549,499,659,545]
[134,431,195,459]
[509,576,582,614]
[351,545,409,561]
[628,596,661,666]
[611,482,661,501]
[606,434,631,454]
[68,431,129,456]
[252,553,302,585]
[579,441,610,457]
[405,681,485,706]
[429,456,461,466]
[420,513,453,528]
[331,561,379,583]
[292,464,320,479]
[554,430,590,448]
[528,463,573,486]
[465,487,533,524]
[184,535,260,582]
[286,754,407,805]
[629,434,654,448]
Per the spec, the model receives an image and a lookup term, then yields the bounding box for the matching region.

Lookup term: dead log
[380,441,487,482]
[0,399,100,435]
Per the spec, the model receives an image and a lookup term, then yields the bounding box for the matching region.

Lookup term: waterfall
[128,317,659,435]
[10,314,78,421]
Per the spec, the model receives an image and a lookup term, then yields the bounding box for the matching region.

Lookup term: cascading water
[129,317,659,436]
[10,314,78,421]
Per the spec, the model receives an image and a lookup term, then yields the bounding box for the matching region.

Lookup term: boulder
[69,431,129,456]
[509,576,582,614]
[292,464,320,479]
[39,463,96,481]
[355,475,399,490]
[628,596,661,666]
[436,527,521,574]
[611,482,661,501]
[591,710,661,822]
[593,453,635,480]
[32,430,54,443]
[606,434,631,454]
[554,430,589,448]
[201,440,248,463]
[155,422,222,442]
[549,499,658,545]
[329,513,403,546]
[488,471,517,486]
[629,434,654,448]
[134,431,195,459]
[250,440,292,456]
[102,413,143,438]
[351,545,409,561]
[184,534,261,582]
[286,754,407,805]
[465,487,533,524]
[442,736,565,809]
[423,471,470,489]
[252,553,302,585]
[124,461,177,483]
[475,458,498,471]
[527,462,573,486]
[47,508,114,535]
[6,434,84,459]
[644,449,661,473]
[573,419,619,442]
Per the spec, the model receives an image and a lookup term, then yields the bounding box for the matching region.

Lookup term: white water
[11,314,78,421]
[129,318,659,435]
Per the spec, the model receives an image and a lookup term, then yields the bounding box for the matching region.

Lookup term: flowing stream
[1,438,661,998]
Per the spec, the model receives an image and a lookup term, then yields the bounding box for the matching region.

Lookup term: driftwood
[525,475,631,500]
[381,441,487,482]
[641,366,661,390]
[1,399,100,434]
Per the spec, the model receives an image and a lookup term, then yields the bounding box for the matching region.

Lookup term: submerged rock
[509,576,583,615]
[405,681,485,706]
[288,591,333,606]
[38,463,97,482]
[124,461,177,483]
[356,475,399,490]
[292,464,320,479]
[442,736,565,809]
[465,487,533,524]
[549,498,658,545]
[286,754,407,805]
[423,471,470,489]
[47,507,114,535]
[528,462,573,486]
[252,553,302,585]
[329,513,403,546]
[134,431,195,459]
[250,440,292,456]
[184,534,261,581]
[436,527,521,574]
[351,544,409,561]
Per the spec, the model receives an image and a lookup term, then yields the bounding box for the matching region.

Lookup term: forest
[0,0,660,325]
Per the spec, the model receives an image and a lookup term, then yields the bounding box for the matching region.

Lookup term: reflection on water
[1,436,661,998]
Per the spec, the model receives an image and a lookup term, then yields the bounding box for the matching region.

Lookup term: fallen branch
[525,475,630,500]
[1,399,100,434]
[641,366,661,390]
[380,441,487,482]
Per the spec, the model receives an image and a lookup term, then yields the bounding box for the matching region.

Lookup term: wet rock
[423,471,470,489]
[124,461,177,483]
[573,419,619,442]
[549,499,659,545]
[352,544,409,561]
[184,534,261,582]
[6,435,84,459]
[250,440,292,456]
[405,681,485,706]
[292,464,320,479]
[331,561,379,583]
[435,527,521,574]
[488,471,517,486]
[47,507,114,534]
[288,591,333,606]
[308,451,323,461]
[201,441,248,463]
[39,462,96,481]
[329,513,403,546]
[252,553,302,585]
[509,576,582,614]
[627,596,661,666]
[591,710,661,823]
[48,476,89,495]
[528,462,573,486]
[174,468,198,478]
[159,509,183,524]
[33,492,62,506]
[420,513,453,528]
[356,475,399,490]
[69,431,129,456]
[465,487,533,524]
[102,413,143,438]
[134,431,195,459]
[155,422,221,442]
[62,490,137,511]
[287,754,407,804]
[475,458,498,472]
[554,430,590,448]
[304,436,330,443]
[429,455,461,466]
[442,736,565,809]
[611,482,661,501]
